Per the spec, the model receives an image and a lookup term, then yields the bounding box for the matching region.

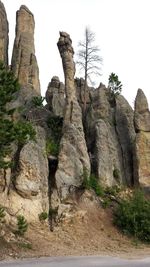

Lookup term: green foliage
[49,207,58,216]
[13,121,36,146]
[82,171,104,197]
[46,138,59,156]
[0,61,36,169]
[108,72,122,97]
[46,116,63,157]
[39,212,48,221]
[114,190,150,242]
[101,198,111,209]
[113,168,120,181]
[0,61,20,113]
[18,242,32,249]
[104,185,121,196]
[47,116,63,142]
[32,96,45,107]
[0,206,5,222]
[16,215,28,236]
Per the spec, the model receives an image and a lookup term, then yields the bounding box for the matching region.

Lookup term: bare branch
[76,27,103,112]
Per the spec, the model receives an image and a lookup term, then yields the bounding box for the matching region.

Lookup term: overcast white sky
[2,0,150,107]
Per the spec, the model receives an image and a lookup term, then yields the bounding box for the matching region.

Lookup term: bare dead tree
[76,27,102,112]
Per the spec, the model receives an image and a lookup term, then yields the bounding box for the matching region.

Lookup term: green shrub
[18,242,32,249]
[82,172,104,197]
[104,185,121,197]
[0,61,36,169]
[0,206,5,222]
[113,168,120,181]
[39,212,48,221]
[114,190,150,242]
[14,121,36,146]
[88,174,104,196]
[46,138,59,156]
[47,116,63,142]
[49,207,58,216]
[32,96,45,107]
[102,198,111,209]
[16,215,28,236]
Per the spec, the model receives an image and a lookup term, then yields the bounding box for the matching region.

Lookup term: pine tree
[16,215,28,236]
[0,61,36,169]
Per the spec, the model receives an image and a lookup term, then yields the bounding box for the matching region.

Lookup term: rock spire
[11,5,40,94]
[55,32,90,200]
[0,0,9,65]
[134,89,150,191]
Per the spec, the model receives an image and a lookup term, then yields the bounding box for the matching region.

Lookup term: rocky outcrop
[75,78,91,107]
[134,89,150,191]
[55,32,90,200]
[134,89,150,132]
[0,126,49,221]
[11,5,40,94]
[0,0,150,227]
[86,83,135,187]
[115,95,135,186]
[95,119,125,186]
[0,0,8,65]
[46,76,65,117]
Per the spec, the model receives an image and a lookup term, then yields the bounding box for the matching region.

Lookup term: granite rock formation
[85,83,135,187]
[134,89,150,191]
[0,0,8,65]
[0,1,150,226]
[0,126,49,221]
[55,32,90,200]
[11,5,40,95]
[46,76,65,117]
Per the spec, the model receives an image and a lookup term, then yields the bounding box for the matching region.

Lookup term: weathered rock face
[0,126,49,221]
[86,84,135,187]
[134,89,150,132]
[0,0,8,65]
[95,119,124,186]
[11,5,40,94]
[75,78,91,107]
[115,95,136,186]
[55,32,90,200]
[134,89,150,191]
[46,76,65,117]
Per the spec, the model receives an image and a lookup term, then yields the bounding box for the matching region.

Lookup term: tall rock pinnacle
[56,32,90,200]
[134,89,150,191]
[0,0,9,65]
[11,5,40,94]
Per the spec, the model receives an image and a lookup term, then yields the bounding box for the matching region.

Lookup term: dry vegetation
[0,190,150,261]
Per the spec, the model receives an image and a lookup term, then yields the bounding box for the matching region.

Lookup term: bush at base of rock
[38,212,48,221]
[0,206,5,222]
[16,215,28,236]
[114,190,150,243]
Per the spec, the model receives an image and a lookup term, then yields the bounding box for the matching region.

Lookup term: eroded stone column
[55,32,90,200]
[11,5,40,94]
[134,89,150,191]
[0,0,8,65]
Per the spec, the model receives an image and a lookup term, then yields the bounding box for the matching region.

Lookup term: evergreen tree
[108,72,122,96]
[0,61,35,169]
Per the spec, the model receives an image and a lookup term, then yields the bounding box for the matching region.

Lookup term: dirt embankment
[0,191,150,260]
